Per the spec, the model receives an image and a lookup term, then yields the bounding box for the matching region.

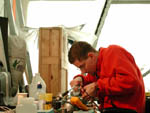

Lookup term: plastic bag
[62,25,97,46]
[8,36,27,96]
[29,73,46,98]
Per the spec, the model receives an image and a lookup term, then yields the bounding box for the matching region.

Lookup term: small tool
[62,85,78,97]
[81,87,100,110]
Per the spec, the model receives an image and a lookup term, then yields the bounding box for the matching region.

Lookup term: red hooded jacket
[75,45,145,113]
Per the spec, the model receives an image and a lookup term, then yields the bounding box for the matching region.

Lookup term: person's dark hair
[68,41,97,64]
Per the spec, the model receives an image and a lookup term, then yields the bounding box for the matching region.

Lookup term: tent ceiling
[2,0,150,48]
[29,0,150,2]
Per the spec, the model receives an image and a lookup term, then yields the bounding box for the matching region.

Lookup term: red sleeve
[97,45,141,96]
[74,74,98,86]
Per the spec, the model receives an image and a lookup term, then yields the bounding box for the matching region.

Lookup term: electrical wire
[81,87,100,110]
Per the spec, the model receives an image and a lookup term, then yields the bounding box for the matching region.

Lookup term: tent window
[96,4,150,91]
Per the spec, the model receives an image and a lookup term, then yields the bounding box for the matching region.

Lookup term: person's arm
[72,74,98,86]
[97,46,141,96]
[71,74,98,98]
[81,82,98,99]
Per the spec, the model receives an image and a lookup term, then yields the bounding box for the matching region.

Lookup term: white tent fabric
[4,0,18,35]
[2,0,112,78]
[0,0,4,17]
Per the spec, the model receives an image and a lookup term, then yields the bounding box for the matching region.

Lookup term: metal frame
[93,0,111,48]
[94,0,150,48]
[112,0,150,4]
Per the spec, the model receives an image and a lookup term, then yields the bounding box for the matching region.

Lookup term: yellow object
[39,94,45,100]
[45,93,53,101]
[146,92,150,96]
[70,96,88,111]
[44,93,53,110]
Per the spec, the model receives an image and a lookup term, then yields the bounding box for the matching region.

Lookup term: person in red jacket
[68,41,145,113]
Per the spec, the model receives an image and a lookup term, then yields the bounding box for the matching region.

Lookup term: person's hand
[70,77,83,92]
[81,82,98,100]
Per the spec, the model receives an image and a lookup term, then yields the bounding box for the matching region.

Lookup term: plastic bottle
[29,73,46,98]
[35,83,43,100]
[35,83,45,110]
[16,97,37,113]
